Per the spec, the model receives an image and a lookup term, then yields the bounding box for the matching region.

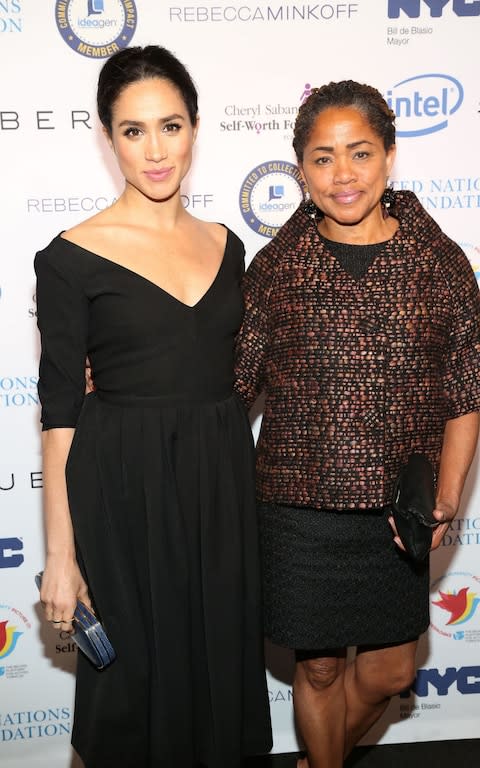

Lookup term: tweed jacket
[234,191,480,510]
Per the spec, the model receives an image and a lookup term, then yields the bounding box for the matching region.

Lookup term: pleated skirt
[258,502,430,650]
[65,392,272,768]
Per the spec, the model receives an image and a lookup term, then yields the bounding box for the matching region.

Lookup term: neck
[318,206,398,245]
[116,183,189,232]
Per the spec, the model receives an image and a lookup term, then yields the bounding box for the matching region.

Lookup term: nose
[333,156,355,184]
[145,131,167,162]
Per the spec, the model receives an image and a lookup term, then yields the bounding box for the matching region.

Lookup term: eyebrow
[117,113,185,128]
[311,140,375,152]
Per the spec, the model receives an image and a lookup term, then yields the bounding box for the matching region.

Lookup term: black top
[318,235,388,280]
[34,228,245,428]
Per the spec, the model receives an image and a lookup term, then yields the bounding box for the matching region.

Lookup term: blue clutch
[35,572,116,670]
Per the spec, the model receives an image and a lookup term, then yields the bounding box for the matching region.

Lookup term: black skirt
[258,502,430,650]
[67,394,272,768]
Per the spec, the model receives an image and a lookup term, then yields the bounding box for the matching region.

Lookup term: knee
[358,658,416,700]
[299,656,343,692]
[384,662,416,698]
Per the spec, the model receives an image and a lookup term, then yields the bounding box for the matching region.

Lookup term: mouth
[332,191,362,205]
[144,167,174,181]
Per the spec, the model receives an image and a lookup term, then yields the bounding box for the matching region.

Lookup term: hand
[388,515,406,553]
[389,500,456,554]
[40,556,93,634]
[85,356,95,394]
[430,500,456,550]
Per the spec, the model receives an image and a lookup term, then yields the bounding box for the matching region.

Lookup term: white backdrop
[1,1,480,765]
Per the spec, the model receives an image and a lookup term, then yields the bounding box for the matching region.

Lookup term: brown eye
[163,122,181,133]
[123,127,142,137]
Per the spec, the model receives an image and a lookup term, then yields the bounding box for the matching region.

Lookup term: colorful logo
[0,620,23,660]
[0,606,31,679]
[386,74,463,137]
[55,0,137,58]
[239,161,305,239]
[433,587,480,625]
[431,572,480,641]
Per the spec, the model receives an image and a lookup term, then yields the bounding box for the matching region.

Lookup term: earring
[381,185,395,210]
[303,189,318,219]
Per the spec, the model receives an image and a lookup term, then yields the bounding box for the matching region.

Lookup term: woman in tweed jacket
[235,81,480,768]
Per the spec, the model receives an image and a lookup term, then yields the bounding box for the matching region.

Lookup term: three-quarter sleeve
[234,244,275,410]
[34,244,89,430]
[440,241,480,418]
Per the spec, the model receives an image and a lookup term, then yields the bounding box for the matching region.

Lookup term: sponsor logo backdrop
[1,1,479,764]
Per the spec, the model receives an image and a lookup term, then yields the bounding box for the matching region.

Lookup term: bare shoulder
[194,219,246,258]
[193,219,229,249]
[60,208,120,254]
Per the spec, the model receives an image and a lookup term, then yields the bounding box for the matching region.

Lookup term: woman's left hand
[388,499,456,553]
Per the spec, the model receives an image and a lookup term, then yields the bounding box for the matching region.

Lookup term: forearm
[436,411,480,512]
[41,428,76,560]
[40,428,92,621]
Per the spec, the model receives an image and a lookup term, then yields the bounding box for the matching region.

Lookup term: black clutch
[35,572,116,670]
[391,453,438,562]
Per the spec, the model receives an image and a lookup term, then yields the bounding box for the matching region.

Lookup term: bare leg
[293,640,417,767]
[343,640,418,756]
[293,650,346,768]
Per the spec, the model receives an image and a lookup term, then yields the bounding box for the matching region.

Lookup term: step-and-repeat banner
[1,2,479,765]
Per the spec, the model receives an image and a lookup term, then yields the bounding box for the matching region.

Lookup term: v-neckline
[57,228,231,310]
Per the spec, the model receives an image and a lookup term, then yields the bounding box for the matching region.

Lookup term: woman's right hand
[40,556,92,634]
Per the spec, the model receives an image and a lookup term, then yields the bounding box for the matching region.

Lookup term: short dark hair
[293,80,396,161]
[97,45,198,134]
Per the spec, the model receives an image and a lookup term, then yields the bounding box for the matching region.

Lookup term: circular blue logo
[239,160,305,238]
[55,0,137,59]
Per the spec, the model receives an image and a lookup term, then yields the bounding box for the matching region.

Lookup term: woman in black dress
[235,81,480,767]
[35,45,271,768]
